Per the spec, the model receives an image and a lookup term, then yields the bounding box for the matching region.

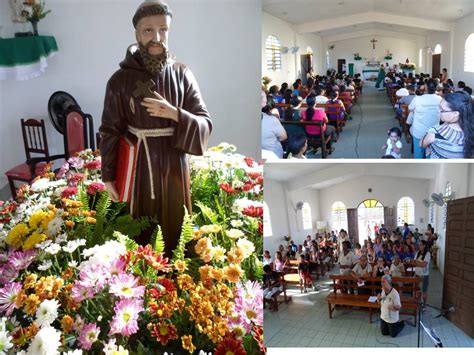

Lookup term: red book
[115,136,138,203]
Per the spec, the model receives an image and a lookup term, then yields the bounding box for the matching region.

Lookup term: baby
[382,127,402,159]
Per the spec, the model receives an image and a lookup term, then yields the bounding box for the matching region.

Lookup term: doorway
[301,53,313,83]
[357,199,384,243]
[337,59,346,74]
[432,54,441,79]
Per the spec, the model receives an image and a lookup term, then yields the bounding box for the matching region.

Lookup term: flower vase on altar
[30,19,38,36]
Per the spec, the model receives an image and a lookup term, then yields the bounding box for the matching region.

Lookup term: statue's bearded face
[135,14,171,56]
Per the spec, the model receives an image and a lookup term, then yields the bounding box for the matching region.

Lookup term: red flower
[214,338,247,355]
[67,173,86,186]
[258,221,263,235]
[61,186,78,198]
[86,182,106,195]
[84,160,101,170]
[243,156,255,168]
[241,181,254,192]
[247,171,262,180]
[253,325,266,353]
[134,245,171,272]
[219,183,235,194]
[149,321,178,346]
[242,206,263,218]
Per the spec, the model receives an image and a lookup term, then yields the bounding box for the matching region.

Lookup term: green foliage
[172,208,194,261]
[113,231,138,251]
[103,215,151,241]
[90,191,112,245]
[150,224,165,254]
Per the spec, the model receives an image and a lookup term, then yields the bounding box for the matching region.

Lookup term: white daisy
[27,326,61,355]
[36,240,53,250]
[68,261,78,268]
[226,229,244,240]
[62,239,86,253]
[237,238,255,259]
[37,260,53,271]
[44,244,61,255]
[55,233,68,244]
[35,299,59,328]
[61,350,83,355]
[230,220,244,228]
[0,330,13,353]
[47,217,63,237]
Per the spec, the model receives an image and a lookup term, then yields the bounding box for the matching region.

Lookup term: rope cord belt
[127,126,174,210]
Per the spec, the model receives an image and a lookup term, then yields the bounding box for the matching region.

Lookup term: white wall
[262,12,322,87]
[328,35,417,74]
[0,0,261,188]
[426,31,451,76]
[318,176,429,232]
[452,12,474,87]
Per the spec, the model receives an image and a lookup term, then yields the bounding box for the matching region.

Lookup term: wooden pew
[326,274,421,323]
[280,120,332,158]
[264,272,292,311]
[400,104,412,143]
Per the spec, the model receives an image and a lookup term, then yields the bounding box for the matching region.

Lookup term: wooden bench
[280,120,332,158]
[264,272,292,311]
[276,102,346,137]
[326,275,421,323]
[399,104,412,143]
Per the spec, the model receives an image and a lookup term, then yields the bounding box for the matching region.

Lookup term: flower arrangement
[353,53,362,61]
[0,144,264,354]
[21,0,50,22]
[400,63,416,70]
[384,54,393,60]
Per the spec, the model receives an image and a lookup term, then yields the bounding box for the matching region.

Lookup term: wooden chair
[5,119,51,198]
[264,272,292,311]
[281,120,332,158]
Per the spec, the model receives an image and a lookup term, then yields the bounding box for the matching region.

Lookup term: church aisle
[309,87,414,159]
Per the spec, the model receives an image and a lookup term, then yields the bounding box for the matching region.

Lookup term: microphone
[434,306,455,318]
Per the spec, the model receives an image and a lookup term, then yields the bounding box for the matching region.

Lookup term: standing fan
[48,91,95,158]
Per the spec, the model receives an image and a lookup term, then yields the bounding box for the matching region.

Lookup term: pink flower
[108,258,127,278]
[0,263,19,285]
[84,160,101,170]
[109,298,143,337]
[78,264,109,292]
[8,249,37,270]
[109,273,145,299]
[0,282,22,316]
[61,186,78,198]
[78,322,100,350]
[229,281,263,333]
[86,182,106,195]
[56,162,70,179]
[71,280,96,303]
[68,157,84,169]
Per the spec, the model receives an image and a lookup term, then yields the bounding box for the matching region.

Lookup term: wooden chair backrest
[21,118,49,160]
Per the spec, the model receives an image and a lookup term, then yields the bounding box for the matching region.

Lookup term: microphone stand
[417,302,446,348]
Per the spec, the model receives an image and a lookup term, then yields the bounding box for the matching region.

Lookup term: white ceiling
[263,0,474,25]
[265,163,437,191]
[316,22,433,37]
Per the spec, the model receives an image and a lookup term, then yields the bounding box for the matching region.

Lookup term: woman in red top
[301,95,336,152]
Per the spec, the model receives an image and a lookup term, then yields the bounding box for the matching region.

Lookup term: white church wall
[328,35,417,75]
[318,176,429,233]
[426,31,451,76]
[262,12,322,87]
[263,179,290,255]
[0,0,261,188]
[452,11,474,87]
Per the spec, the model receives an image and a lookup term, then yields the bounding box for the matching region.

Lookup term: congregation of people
[261,70,362,159]
[382,64,474,159]
[263,223,435,337]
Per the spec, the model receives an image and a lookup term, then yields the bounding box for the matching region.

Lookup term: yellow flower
[199,265,213,282]
[211,246,226,262]
[24,274,38,289]
[86,217,96,224]
[181,335,196,353]
[226,228,244,239]
[173,260,187,273]
[210,268,224,282]
[24,294,40,315]
[195,237,212,255]
[5,223,29,248]
[236,238,255,259]
[61,315,74,333]
[199,224,222,234]
[227,246,244,264]
[22,231,46,250]
[177,274,195,291]
[28,211,47,229]
[223,264,243,283]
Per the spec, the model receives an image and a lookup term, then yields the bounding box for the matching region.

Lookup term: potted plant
[353,53,362,61]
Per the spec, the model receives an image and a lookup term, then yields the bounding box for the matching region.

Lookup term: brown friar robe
[99,46,212,256]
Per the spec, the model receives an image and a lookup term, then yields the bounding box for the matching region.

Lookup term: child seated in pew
[287,133,308,159]
[263,264,284,310]
[263,250,272,267]
[298,254,314,293]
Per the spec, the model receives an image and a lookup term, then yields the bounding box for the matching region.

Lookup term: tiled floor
[264,265,474,348]
[307,86,413,159]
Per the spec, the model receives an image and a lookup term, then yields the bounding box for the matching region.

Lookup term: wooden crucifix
[370,38,378,50]
[133,79,156,98]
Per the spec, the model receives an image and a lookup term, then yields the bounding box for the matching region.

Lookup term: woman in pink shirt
[301,95,337,152]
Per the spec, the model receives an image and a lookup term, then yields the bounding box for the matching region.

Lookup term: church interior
[263,162,474,348]
[261,0,474,159]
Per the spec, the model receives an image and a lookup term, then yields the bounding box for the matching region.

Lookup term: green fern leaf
[113,231,138,251]
[150,224,165,254]
[172,207,194,261]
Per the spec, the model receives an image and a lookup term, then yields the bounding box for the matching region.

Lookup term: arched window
[465,34,474,72]
[332,201,348,232]
[326,50,330,69]
[265,35,282,71]
[419,48,423,68]
[263,201,272,237]
[397,197,415,226]
[301,202,312,230]
[434,44,442,54]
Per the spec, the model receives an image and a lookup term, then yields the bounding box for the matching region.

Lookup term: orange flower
[214,338,246,355]
[227,247,244,264]
[173,260,187,273]
[24,274,38,289]
[24,294,40,315]
[181,335,196,354]
[199,265,213,282]
[15,289,27,308]
[195,237,212,255]
[177,274,195,291]
[223,264,243,283]
[61,315,74,333]
[86,217,96,224]
[210,268,224,282]
[65,220,75,229]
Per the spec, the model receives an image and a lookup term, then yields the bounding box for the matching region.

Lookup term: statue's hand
[105,181,119,202]
[141,92,178,122]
